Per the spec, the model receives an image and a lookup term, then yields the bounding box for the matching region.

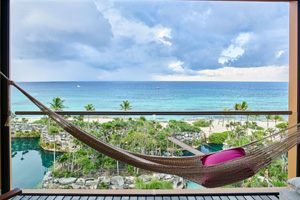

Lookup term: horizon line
[15,80,289,83]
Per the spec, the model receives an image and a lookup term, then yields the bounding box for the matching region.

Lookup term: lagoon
[12,138,221,189]
[12,138,57,188]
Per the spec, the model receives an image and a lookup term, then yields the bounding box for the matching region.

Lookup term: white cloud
[155,27,172,46]
[94,0,172,46]
[153,65,288,82]
[235,32,252,46]
[218,32,252,65]
[168,60,185,72]
[276,50,285,59]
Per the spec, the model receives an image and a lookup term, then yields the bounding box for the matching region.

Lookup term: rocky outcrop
[58,177,77,185]
[110,176,124,189]
[12,122,75,152]
[41,172,186,189]
[173,132,202,143]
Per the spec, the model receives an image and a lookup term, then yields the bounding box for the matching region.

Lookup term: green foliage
[208,131,230,144]
[14,130,41,138]
[252,130,265,140]
[135,178,173,189]
[244,121,264,130]
[98,182,109,189]
[39,109,288,188]
[276,122,288,130]
[120,100,132,111]
[273,115,284,123]
[48,125,60,135]
[168,120,200,132]
[126,165,136,175]
[32,117,49,125]
[52,169,79,178]
[193,119,212,127]
[234,101,248,111]
[241,156,287,187]
[85,104,96,111]
[265,115,284,124]
[39,140,66,152]
[139,116,146,122]
[50,97,66,111]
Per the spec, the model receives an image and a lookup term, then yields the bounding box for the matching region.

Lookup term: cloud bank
[11,0,289,82]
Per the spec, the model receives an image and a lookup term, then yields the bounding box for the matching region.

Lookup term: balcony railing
[15,110,292,116]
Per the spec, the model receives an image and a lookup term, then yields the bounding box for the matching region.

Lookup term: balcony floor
[11,194,279,200]
[11,189,282,200]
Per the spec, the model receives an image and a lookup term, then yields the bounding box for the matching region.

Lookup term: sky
[11,0,289,82]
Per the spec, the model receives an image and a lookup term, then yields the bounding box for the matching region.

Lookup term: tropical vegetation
[13,99,290,188]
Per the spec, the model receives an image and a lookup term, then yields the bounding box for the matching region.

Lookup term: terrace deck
[10,194,280,200]
[10,189,282,200]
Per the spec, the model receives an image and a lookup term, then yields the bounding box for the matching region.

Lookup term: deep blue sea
[12,81,288,114]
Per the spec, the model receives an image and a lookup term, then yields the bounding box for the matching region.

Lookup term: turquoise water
[12,138,58,188]
[186,181,206,189]
[12,82,288,113]
[183,143,223,156]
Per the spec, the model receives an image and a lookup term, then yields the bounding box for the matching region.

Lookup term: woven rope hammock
[2,73,300,188]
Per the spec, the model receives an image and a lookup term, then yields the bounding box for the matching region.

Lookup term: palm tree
[85,104,95,112]
[234,103,242,111]
[240,101,249,121]
[265,115,273,128]
[120,100,132,111]
[273,115,284,125]
[240,101,248,111]
[50,97,66,111]
[84,104,95,130]
[234,101,248,121]
[234,101,248,111]
[49,97,66,172]
[234,102,243,121]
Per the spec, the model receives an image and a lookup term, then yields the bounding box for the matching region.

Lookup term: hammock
[2,73,300,188]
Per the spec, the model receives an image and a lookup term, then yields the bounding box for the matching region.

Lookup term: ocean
[12,81,288,115]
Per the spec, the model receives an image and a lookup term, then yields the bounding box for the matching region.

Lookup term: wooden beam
[168,137,204,156]
[297,0,300,177]
[22,187,283,195]
[0,188,21,200]
[288,0,298,179]
[14,110,292,116]
[0,0,11,193]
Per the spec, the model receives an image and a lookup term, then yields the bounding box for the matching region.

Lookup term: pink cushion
[201,147,246,166]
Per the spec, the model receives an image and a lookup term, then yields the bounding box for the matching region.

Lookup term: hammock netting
[2,73,300,188]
